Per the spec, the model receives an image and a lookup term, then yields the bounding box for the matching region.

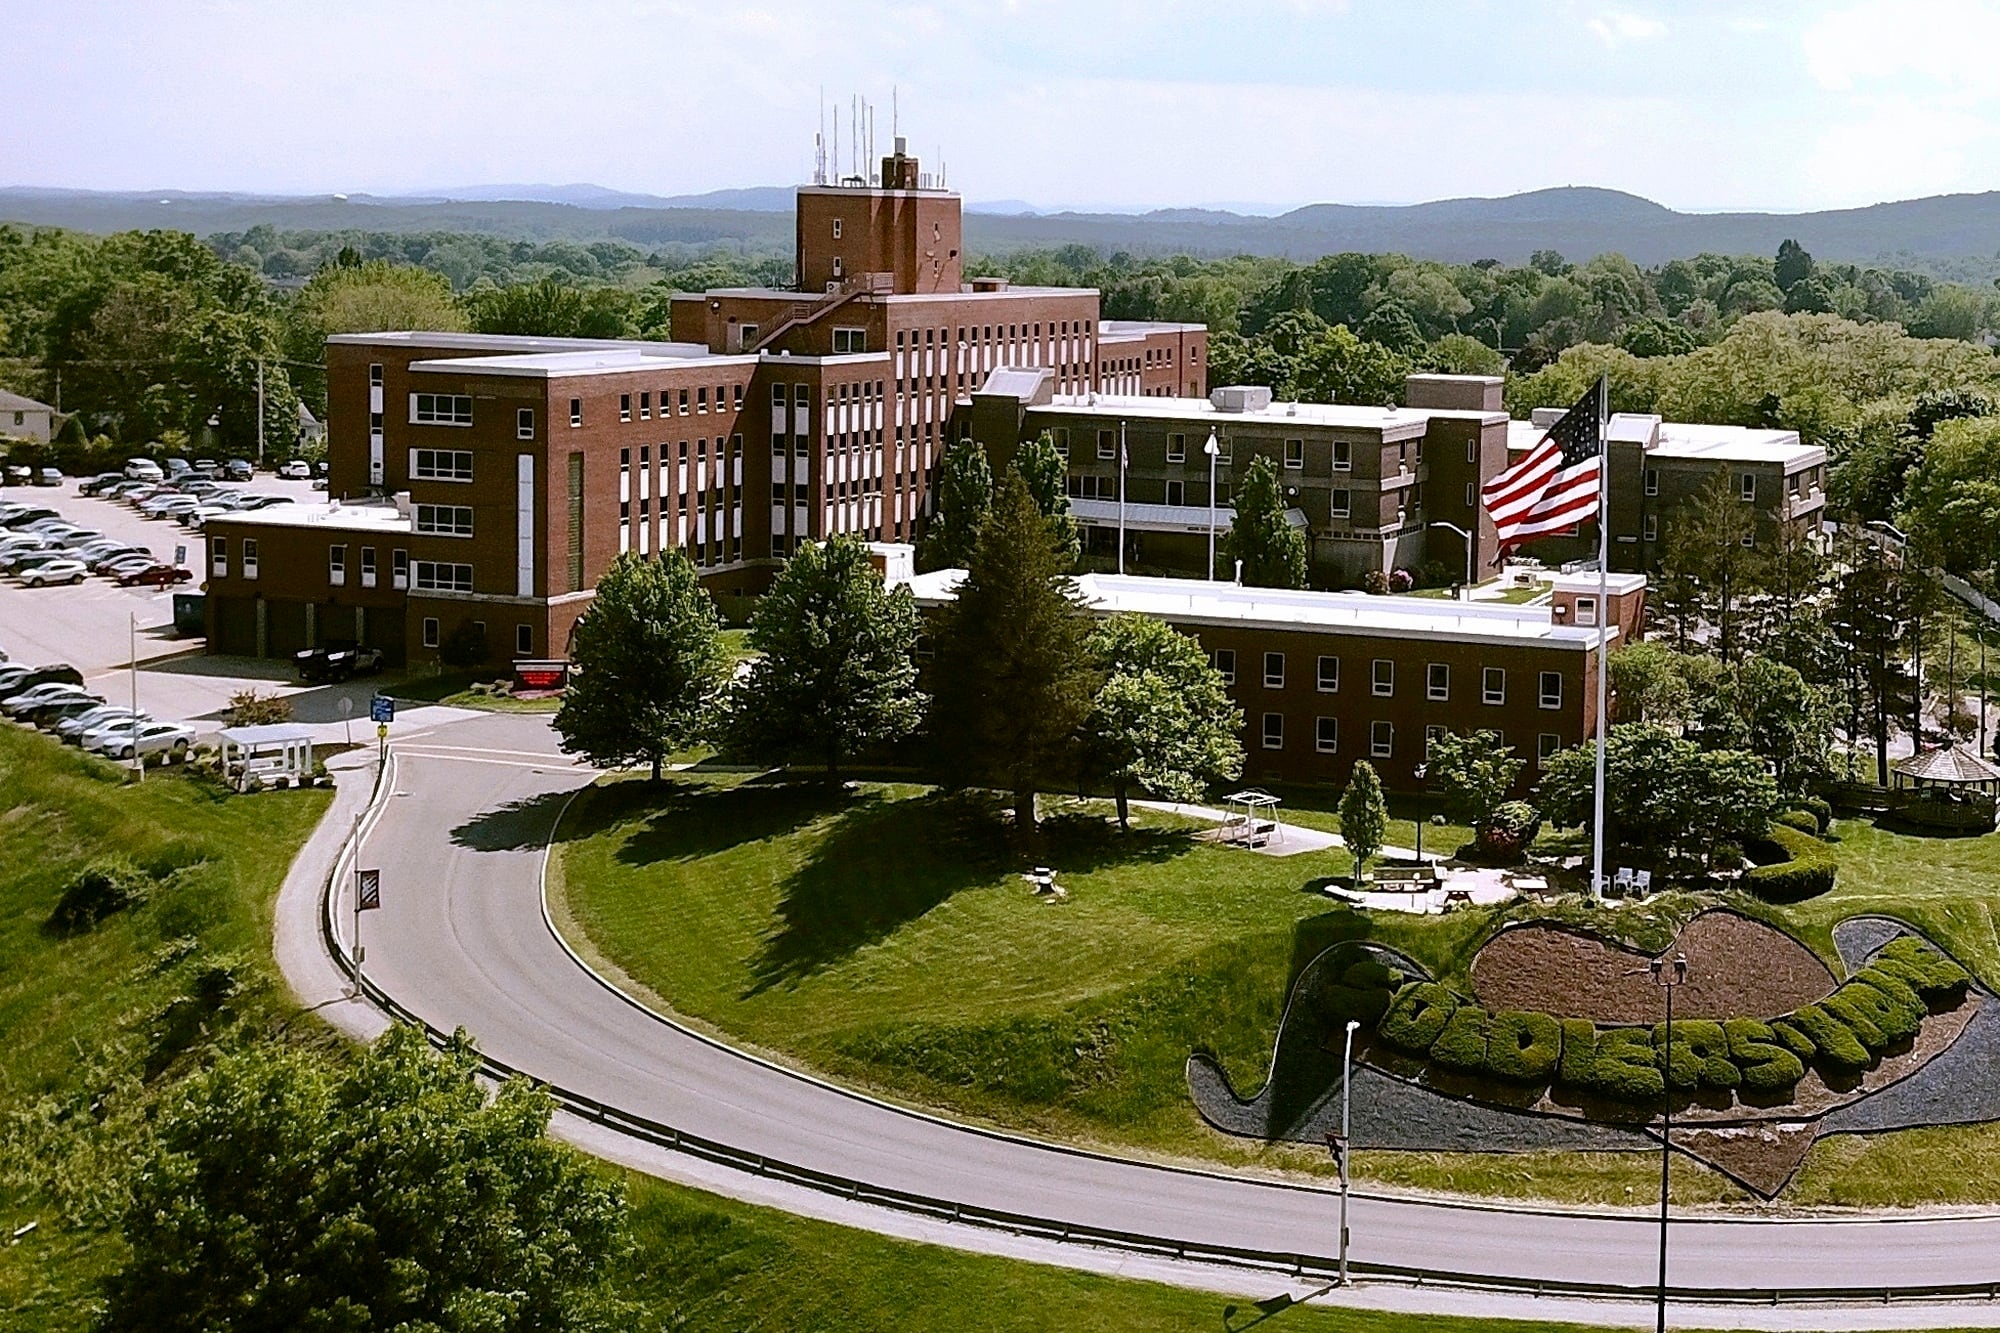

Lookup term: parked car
[0,501,57,522]
[92,550,153,574]
[78,472,126,496]
[125,458,166,481]
[0,662,81,695]
[3,550,71,573]
[234,494,296,510]
[2,465,31,485]
[165,458,191,476]
[27,693,106,727]
[51,529,105,550]
[116,563,194,588]
[277,460,312,480]
[2,681,91,718]
[296,641,385,683]
[140,496,202,519]
[224,459,253,481]
[33,467,62,486]
[57,704,145,742]
[20,559,88,586]
[88,719,195,760]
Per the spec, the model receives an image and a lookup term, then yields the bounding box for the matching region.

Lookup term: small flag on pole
[1481,380,1605,554]
[356,867,382,912]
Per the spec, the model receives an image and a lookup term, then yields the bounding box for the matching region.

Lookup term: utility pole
[1650,952,1689,1333]
[128,612,142,782]
[256,358,266,464]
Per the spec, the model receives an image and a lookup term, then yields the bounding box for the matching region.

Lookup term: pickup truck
[294,642,385,684]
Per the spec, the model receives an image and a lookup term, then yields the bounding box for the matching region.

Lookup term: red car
[116,563,194,588]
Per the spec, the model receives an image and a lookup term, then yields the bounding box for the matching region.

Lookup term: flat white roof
[1069,496,1306,533]
[408,344,752,379]
[205,501,412,534]
[327,331,646,354]
[1100,320,1207,337]
[1507,418,1821,467]
[1031,393,1498,439]
[899,569,1613,651]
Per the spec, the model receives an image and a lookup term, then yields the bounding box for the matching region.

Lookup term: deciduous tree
[919,436,993,571]
[1224,454,1308,589]
[1538,723,1778,868]
[1424,729,1523,843]
[1338,760,1388,885]
[1081,613,1243,828]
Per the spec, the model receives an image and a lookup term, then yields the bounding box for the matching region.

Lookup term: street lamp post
[1870,520,1924,750]
[1412,762,1428,861]
[1204,428,1221,579]
[1427,520,1474,599]
[1649,952,1689,1333]
[1338,1017,1359,1286]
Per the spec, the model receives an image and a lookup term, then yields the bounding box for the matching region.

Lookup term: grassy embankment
[0,726,1635,1333]
[554,771,2000,1208]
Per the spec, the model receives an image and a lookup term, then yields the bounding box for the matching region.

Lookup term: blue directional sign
[369,694,394,725]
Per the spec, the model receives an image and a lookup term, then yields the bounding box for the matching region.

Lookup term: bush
[439,621,489,668]
[1783,1003,1873,1071]
[1876,936,1972,996]
[1745,822,1836,902]
[1656,1019,1739,1090]
[1360,569,1391,596]
[1429,1005,1491,1072]
[1485,1010,1562,1082]
[1724,1017,1806,1093]
[1378,982,1458,1053]
[1827,979,1922,1043]
[1557,1017,1600,1085]
[1388,568,1414,593]
[228,689,293,726]
[1799,795,1833,833]
[1318,958,1405,1028]
[1475,801,1542,861]
[48,863,148,934]
[1776,809,1820,835]
[1579,1027,1664,1101]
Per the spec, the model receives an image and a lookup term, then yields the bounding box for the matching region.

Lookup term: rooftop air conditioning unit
[1209,385,1273,414]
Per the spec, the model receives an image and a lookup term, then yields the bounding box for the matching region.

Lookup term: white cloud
[1804,0,2000,95]
[1587,11,1667,46]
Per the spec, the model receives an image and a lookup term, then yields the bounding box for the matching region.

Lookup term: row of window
[1259,713,1566,760]
[1213,649,1565,709]
[605,384,747,426]
[209,538,455,593]
[418,617,535,659]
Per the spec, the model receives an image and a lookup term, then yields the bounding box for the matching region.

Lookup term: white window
[569,397,582,427]
[1426,724,1446,755]
[1371,720,1394,758]
[1644,468,1659,497]
[328,544,346,587]
[1331,488,1351,519]
[1098,430,1117,460]
[210,535,227,578]
[423,617,440,649]
[1263,652,1285,688]
[411,449,473,481]
[369,363,383,387]
[416,504,474,537]
[414,561,475,593]
[241,538,258,580]
[1575,596,1598,628]
[1538,733,1561,762]
[517,407,535,440]
[1644,513,1658,541]
[831,218,843,239]
[1316,655,1339,693]
[1482,666,1505,705]
[1466,439,1477,465]
[832,327,866,354]
[1332,439,1351,472]
[393,549,409,590]
[410,393,473,426]
[1052,427,1070,460]
[1372,658,1394,697]
[620,393,632,423]
[1262,712,1285,750]
[1427,662,1449,701]
[1465,481,1476,508]
[1315,717,1338,753]
[1739,473,1757,503]
[1539,671,1564,709]
[1167,433,1186,462]
[1284,438,1304,469]
[1165,480,1185,505]
[1212,648,1236,685]
[360,546,377,589]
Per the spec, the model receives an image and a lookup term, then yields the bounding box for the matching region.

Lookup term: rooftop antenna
[893,85,898,142]
[816,87,826,185]
[831,99,839,186]
[851,95,858,181]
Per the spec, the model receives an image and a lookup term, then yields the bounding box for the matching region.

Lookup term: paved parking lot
[0,474,484,742]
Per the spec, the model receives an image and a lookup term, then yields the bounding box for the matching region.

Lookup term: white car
[87,719,194,760]
[19,559,87,587]
[277,460,312,480]
[124,458,165,481]
[57,704,146,742]
[2,682,91,717]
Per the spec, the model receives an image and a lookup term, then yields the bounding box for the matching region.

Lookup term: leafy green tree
[1659,469,1760,662]
[1608,641,1693,726]
[1423,729,1523,844]
[1293,322,1411,404]
[1829,537,1919,781]
[1903,414,2000,575]
[1774,239,1815,292]
[283,259,465,410]
[1538,723,1778,868]
[1224,454,1308,588]
[1338,760,1388,885]
[1010,430,1080,569]
[1356,299,1426,355]
[727,536,923,777]
[1082,613,1243,828]
[468,276,635,339]
[1422,332,1505,376]
[1686,654,1831,799]
[555,551,726,779]
[920,436,993,571]
[926,470,1100,836]
[103,1025,628,1333]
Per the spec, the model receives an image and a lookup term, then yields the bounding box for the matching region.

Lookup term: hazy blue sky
[4,0,1995,212]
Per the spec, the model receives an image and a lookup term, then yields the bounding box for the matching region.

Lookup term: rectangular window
[393,549,409,590]
[832,218,842,239]
[1165,479,1185,505]
[1317,655,1339,692]
[1371,720,1394,758]
[241,538,258,580]
[410,393,473,426]
[1052,427,1069,460]
[369,363,383,387]
[1262,712,1285,750]
[210,535,227,578]
[1167,432,1186,462]
[1538,733,1561,762]
[1644,468,1659,497]
[1483,666,1505,705]
[1098,429,1116,460]
[360,546,377,589]
[423,617,440,649]
[1427,662,1450,701]
[1263,652,1285,689]
[1283,438,1304,469]
[1372,658,1394,697]
[410,449,473,481]
[1315,717,1338,753]
[620,393,632,422]
[569,397,582,427]
[639,392,652,420]
[1426,724,1445,755]
[1539,671,1563,709]
[1212,648,1236,685]
[1740,473,1757,503]
[697,386,709,413]
[328,544,346,587]
[1330,488,1351,519]
[680,388,690,415]
[1332,439,1352,472]
[516,624,533,656]
[733,384,744,410]
[415,504,474,537]
[741,324,759,349]
[1465,480,1476,508]
[1575,596,1598,628]
[516,407,535,439]
[1644,513,1659,541]
[1466,438,1477,464]
[414,561,475,593]
[832,327,866,354]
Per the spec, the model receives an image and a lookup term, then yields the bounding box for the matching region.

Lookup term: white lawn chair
[1635,869,1654,896]
[1612,867,1636,897]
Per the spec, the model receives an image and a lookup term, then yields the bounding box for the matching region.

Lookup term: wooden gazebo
[1891,746,2000,832]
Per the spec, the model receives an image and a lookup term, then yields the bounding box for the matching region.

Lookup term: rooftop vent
[1210,385,1273,414]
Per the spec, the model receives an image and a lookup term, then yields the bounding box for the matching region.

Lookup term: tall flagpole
[1117,419,1128,575]
[1590,373,1611,901]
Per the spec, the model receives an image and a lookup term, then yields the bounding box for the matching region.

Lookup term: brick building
[204,142,1210,667]
[898,565,1647,794]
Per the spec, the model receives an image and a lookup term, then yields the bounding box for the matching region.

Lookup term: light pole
[1204,428,1221,579]
[1427,520,1474,599]
[1338,1017,1359,1286]
[1411,762,1428,861]
[1870,520,1923,750]
[1649,952,1689,1333]
[127,611,142,782]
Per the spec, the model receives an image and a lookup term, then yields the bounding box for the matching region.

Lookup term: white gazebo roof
[218,723,315,746]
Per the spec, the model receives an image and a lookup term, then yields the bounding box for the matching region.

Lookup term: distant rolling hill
[8,182,2000,267]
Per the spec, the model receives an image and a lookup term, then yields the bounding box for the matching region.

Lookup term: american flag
[1482,381,1604,553]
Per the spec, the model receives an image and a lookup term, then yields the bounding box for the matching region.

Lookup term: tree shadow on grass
[611,780,852,867]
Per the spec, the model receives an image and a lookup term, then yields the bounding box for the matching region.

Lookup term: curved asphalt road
[348,716,2000,1300]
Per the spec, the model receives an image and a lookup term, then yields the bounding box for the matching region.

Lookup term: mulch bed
[1470,909,1836,1024]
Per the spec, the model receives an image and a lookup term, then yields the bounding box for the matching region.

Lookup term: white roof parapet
[205,501,412,534]
[1068,496,1306,533]
[1034,392,1498,437]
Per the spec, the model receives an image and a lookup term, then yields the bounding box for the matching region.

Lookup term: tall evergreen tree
[554,550,726,780]
[1011,430,1081,569]
[919,436,993,571]
[727,536,924,777]
[1659,468,1759,662]
[1082,613,1243,829]
[927,470,1100,836]
[1224,454,1309,588]
[1338,760,1388,885]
